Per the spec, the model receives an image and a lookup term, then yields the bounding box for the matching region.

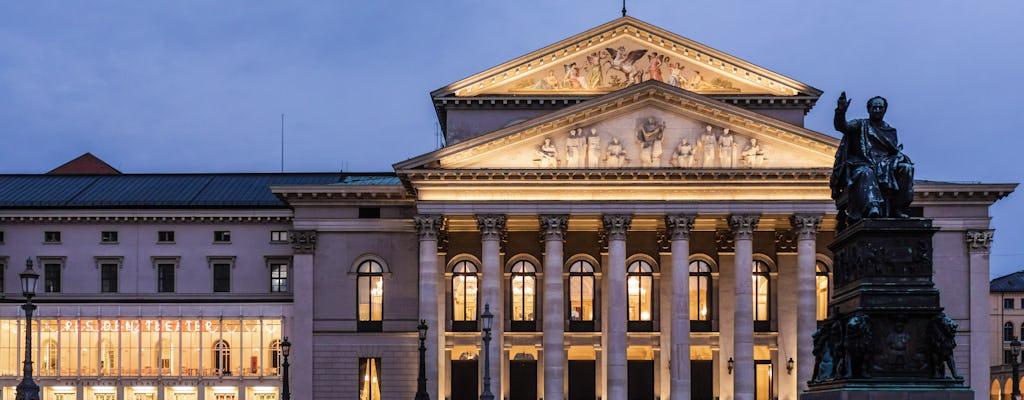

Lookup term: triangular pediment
[432,17,821,99]
[400,81,838,172]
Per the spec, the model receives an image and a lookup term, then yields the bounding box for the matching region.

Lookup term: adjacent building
[0,16,1015,400]
[990,271,1024,400]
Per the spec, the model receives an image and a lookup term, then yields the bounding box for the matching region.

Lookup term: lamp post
[15,258,40,400]
[1012,336,1021,400]
[280,337,291,400]
[480,304,495,400]
[415,320,430,400]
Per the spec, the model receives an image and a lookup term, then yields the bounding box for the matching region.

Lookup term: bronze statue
[843,312,873,378]
[929,313,961,379]
[830,92,914,229]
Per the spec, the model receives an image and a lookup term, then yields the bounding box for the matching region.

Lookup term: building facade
[0,16,1016,400]
[989,270,1024,400]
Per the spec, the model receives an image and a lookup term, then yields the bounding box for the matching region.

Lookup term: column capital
[539,214,569,241]
[476,214,506,240]
[965,229,995,253]
[602,214,633,241]
[790,214,823,240]
[664,214,696,241]
[289,230,317,254]
[728,214,760,240]
[414,214,446,241]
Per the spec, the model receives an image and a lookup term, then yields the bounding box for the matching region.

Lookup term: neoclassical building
[0,16,1015,400]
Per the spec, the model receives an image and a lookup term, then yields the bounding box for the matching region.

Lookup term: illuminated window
[627,260,653,331]
[357,260,384,331]
[358,357,381,400]
[213,340,231,375]
[270,263,288,293]
[689,259,713,332]
[41,339,58,376]
[510,260,537,331]
[451,260,478,331]
[752,260,771,330]
[568,260,596,321]
[270,340,281,372]
[816,261,830,321]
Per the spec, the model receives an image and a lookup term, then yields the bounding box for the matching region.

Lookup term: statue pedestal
[802,218,971,399]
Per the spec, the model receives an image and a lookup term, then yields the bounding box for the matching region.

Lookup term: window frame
[213,231,232,243]
[509,259,538,332]
[356,259,384,332]
[270,231,289,243]
[689,258,714,332]
[157,231,175,243]
[451,260,479,332]
[100,231,118,244]
[752,258,773,332]
[95,256,123,294]
[816,260,831,321]
[39,257,66,293]
[358,357,382,400]
[208,256,235,293]
[627,259,654,332]
[44,231,61,244]
[568,259,597,332]
[266,257,291,293]
[153,257,179,293]
[0,256,7,295]
[1005,321,1015,341]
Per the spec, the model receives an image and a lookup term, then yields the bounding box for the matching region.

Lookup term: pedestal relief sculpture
[802,93,969,400]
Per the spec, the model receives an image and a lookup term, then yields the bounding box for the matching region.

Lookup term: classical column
[791,214,821,393]
[541,215,568,400]
[665,214,695,400]
[288,230,317,400]
[603,214,632,400]
[415,215,445,400]
[967,229,994,400]
[729,214,759,400]
[477,214,506,398]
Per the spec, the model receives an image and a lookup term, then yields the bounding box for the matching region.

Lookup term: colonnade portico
[415,210,827,400]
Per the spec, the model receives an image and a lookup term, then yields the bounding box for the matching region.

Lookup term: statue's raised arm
[829,92,915,230]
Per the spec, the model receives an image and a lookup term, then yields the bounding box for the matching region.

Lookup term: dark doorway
[509,359,538,400]
[568,360,596,400]
[691,360,714,400]
[627,360,655,400]
[450,359,478,400]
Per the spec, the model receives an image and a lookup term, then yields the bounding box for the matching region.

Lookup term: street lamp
[280,337,291,400]
[480,304,495,400]
[415,320,430,400]
[1011,336,1021,400]
[16,258,40,400]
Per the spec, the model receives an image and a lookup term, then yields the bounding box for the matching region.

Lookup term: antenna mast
[280,114,285,173]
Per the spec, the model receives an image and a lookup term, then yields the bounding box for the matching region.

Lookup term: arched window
[1005,321,1014,341]
[568,260,596,331]
[752,259,771,331]
[510,260,537,331]
[270,339,281,374]
[213,340,231,375]
[452,260,479,331]
[42,339,58,375]
[628,260,654,331]
[689,259,713,332]
[816,261,830,321]
[357,260,384,332]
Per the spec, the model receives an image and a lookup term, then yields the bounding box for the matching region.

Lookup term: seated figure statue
[830,92,914,229]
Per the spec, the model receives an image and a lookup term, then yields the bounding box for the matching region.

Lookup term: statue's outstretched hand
[837,91,851,111]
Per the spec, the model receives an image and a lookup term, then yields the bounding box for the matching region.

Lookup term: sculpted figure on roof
[830,92,915,229]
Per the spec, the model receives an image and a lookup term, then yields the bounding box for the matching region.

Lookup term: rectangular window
[270,231,288,243]
[44,231,61,243]
[1020,298,1024,309]
[100,263,118,293]
[0,259,5,294]
[157,263,176,293]
[1006,299,1015,309]
[157,231,175,243]
[44,263,61,292]
[270,263,288,293]
[358,207,381,218]
[0,231,5,243]
[213,263,231,292]
[213,231,231,243]
[358,358,382,400]
[100,231,118,243]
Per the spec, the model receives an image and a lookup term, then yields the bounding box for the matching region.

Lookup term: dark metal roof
[991,271,1024,292]
[0,173,397,208]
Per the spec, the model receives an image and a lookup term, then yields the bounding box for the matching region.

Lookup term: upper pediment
[400,81,839,172]
[432,17,821,99]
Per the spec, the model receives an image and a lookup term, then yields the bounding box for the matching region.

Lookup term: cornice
[914,183,1017,205]
[0,210,292,224]
[401,168,831,182]
[272,184,413,204]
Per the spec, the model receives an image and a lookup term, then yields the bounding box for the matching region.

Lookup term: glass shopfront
[0,318,282,379]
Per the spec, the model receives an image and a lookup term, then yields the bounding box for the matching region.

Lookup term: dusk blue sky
[1,1,1021,276]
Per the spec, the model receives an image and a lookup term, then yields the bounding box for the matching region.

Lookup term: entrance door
[509,360,538,400]
[450,359,478,400]
[755,360,774,400]
[568,360,596,400]
[627,360,655,400]
[691,360,714,400]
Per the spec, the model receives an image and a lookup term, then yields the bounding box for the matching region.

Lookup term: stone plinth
[802,218,970,399]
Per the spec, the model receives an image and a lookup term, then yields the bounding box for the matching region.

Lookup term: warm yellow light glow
[640,311,650,320]
[251,387,277,393]
[131,387,156,393]
[171,387,197,393]
[211,387,236,394]
[52,387,76,393]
